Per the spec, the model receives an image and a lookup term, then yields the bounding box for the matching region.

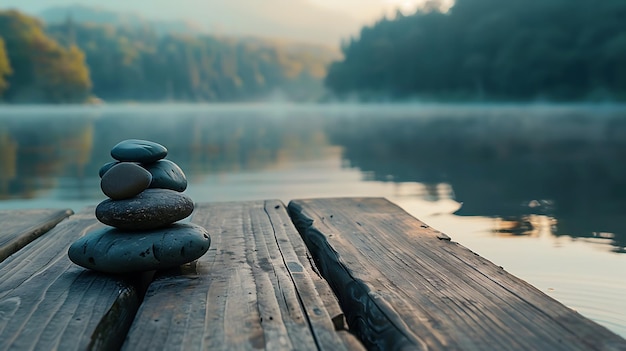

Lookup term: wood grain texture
[122,200,364,351]
[0,209,74,262]
[0,209,148,351]
[288,197,626,351]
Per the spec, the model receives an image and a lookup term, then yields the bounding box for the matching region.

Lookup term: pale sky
[310,0,418,21]
[310,0,452,21]
[1,0,448,24]
[0,0,455,45]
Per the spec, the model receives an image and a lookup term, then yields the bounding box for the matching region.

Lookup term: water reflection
[325,106,626,253]
[0,115,94,199]
[0,107,331,201]
[0,104,625,255]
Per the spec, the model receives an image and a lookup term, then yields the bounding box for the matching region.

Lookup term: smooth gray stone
[68,223,211,274]
[111,139,167,164]
[96,189,194,230]
[100,162,152,200]
[98,161,120,177]
[142,159,188,192]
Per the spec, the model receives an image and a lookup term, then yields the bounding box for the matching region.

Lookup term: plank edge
[287,199,427,351]
[0,208,74,262]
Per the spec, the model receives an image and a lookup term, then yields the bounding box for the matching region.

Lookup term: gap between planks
[122,200,363,351]
[288,197,626,351]
[0,208,74,263]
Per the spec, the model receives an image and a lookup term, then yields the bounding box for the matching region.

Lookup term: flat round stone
[100,162,152,200]
[98,161,120,177]
[68,223,211,274]
[96,189,194,230]
[143,159,188,192]
[111,139,167,163]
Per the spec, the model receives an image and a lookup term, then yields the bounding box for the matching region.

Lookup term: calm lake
[0,103,625,337]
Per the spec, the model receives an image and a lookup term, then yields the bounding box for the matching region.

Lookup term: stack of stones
[68,139,211,274]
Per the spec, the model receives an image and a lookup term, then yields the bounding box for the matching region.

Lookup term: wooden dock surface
[123,200,362,351]
[0,209,73,263]
[0,209,148,351]
[0,198,624,350]
[289,198,626,351]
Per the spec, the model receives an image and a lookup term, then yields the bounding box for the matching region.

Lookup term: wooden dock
[0,198,624,351]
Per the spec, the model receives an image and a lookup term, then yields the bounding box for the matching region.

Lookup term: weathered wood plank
[0,208,148,351]
[0,208,73,262]
[122,200,364,351]
[288,197,626,351]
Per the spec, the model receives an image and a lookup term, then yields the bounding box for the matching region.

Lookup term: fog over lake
[0,103,624,336]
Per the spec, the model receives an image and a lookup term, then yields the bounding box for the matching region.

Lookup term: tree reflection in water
[326,106,626,253]
[0,105,624,253]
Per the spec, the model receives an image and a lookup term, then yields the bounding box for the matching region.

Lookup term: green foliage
[0,9,337,103]
[325,0,626,101]
[0,10,92,103]
[46,21,337,102]
[0,37,11,97]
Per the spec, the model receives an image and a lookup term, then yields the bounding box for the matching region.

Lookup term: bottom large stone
[68,223,211,274]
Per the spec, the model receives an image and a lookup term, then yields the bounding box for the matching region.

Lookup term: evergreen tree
[325,0,626,101]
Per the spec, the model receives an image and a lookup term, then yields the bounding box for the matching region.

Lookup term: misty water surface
[0,103,624,336]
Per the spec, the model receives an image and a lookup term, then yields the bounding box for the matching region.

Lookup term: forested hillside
[0,9,337,103]
[326,0,626,101]
[48,21,335,102]
[0,10,91,103]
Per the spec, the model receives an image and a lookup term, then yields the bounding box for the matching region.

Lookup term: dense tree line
[0,11,91,103]
[0,9,336,103]
[47,20,334,102]
[326,0,626,101]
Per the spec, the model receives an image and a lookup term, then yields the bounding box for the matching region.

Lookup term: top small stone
[111,139,167,164]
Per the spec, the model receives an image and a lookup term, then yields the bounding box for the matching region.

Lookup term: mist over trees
[3,0,625,104]
[0,8,337,103]
[47,20,335,102]
[326,0,626,102]
[40,4,203,36]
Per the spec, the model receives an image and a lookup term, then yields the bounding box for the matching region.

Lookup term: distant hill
[39,4,204,35]
[0,8,341,103]
[12,0,362,45]
[42,8,341,102]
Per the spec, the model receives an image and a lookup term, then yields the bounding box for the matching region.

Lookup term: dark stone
[100,162,152,200]
[142,159,188,192]
[111,139,167,163]
[68,223,211,274]
[96,189,194,230]
[98,161,120,177]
